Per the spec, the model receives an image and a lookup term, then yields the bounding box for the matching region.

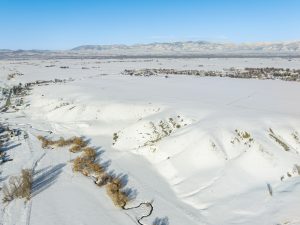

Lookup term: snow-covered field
[0,58,300,225]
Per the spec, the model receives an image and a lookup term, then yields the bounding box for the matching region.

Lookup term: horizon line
[1,39,300,51]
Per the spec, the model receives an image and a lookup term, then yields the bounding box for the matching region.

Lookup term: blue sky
[0,0,299,49]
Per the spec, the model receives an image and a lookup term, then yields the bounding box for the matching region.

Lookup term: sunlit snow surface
[0,58,300,225]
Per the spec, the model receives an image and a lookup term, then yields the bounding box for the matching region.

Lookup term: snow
[0,57,300,225]
[71,41,300,55]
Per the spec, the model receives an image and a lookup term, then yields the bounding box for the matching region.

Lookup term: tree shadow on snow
[1,142,22,152]
[0,173,8,183]
[152,217,169,225]
[31,163,66,197]
[98,158,111,171]
[95,147,105,159]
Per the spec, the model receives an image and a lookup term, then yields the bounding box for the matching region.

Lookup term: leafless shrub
[69,145,82,153]
[2,169,32,203]
[20,169,32,199]
[95,173,112,186]
[106,178,129,208]
[37,135,45,141]
[72,137,87,148]
[72,157,92,174]
[37,136,53,148]
[56,137,74,147]
[37,136,55,148]
[72,156,104,176]
[83,161,104,176]
[82,147,96,160]
[37,136,87,149]
[2,177,20,202]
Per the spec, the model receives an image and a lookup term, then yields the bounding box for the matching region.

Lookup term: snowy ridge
[72,41,300,54]
[1,41,300,59]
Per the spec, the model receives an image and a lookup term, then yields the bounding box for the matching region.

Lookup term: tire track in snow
[25,201,32,225]
[24,131,47,225]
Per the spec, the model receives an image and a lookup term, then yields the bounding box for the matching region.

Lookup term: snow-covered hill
[0,58,300,225]
[72,41,300,55]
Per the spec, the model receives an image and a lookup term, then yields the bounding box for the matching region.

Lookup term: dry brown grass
[83,162,104,176]
[37,136,87,149]
[72,137,87,148]
[37,135,45,141]
[69,145,82,153]
[106,178,129,208]
[37,136,55,148]
[20,169,32,200]
[82,147,96,160]
[56,137,74,147]
[72,157,91,174]
[95,173,112,186]
[2,169,32,203]
[72,156,104,176]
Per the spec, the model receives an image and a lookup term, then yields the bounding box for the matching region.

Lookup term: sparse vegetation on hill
[112,132,119,145]
[154,117,187,136]
[231,129,254,147]
[292,131,300,144]
[113,116,189,152]
[269,128,290,151]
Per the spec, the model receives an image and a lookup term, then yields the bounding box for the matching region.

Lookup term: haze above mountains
[1,41,300,59]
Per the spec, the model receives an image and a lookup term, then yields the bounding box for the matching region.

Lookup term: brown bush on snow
[106,178,129,208]
[72,137,87,148]
[83,162,104,176]
[72,157,91,174]
[37,135,45,141]
[37,136,54,148]
[56,137,74,147]
[37,136,57,148]
[72,156,104,176]
[82,147,96,160]
[95,173,112,186]
[37,136,87,149]
[69,145,82,153]
[2,169,32,203]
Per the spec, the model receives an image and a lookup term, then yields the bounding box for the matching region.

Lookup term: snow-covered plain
[0,58,300,225]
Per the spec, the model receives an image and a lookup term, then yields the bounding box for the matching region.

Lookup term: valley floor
[0,58,300,225]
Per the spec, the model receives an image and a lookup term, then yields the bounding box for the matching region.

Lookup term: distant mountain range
[1,41,300,59]
[72,41,300,53]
